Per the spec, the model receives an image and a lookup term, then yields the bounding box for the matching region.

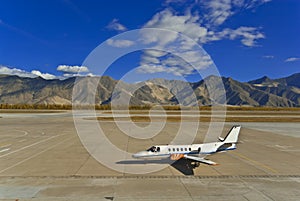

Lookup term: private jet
[132,125,241,170]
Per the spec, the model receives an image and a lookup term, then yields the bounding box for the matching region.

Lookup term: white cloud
[0,65,57,79]
[164,0,186,5]
[62,72,96,78]
[138,49,214,76]
[262,55,274,59]
[106,39,135,47]
[201,0,272,27]
[106,19,127,31]
[138,10,219,76]
[0,65,97,80]
[162,0,273,30]
[31,70,57,79]
[0,66,34,78]
[243,0,272,9]
[162,52,213,72]
[141,54,160,64]
[203,0,233,26]
[143,9,207,45]
[143,50,168,57]
[140,27,178,46]
[57,65,89,73]
[142,9,264,47]
[136,0,269,76]
[285,57,300,62]
[136,64,187,76]
[219,26,265,47]
[161,0,272,29]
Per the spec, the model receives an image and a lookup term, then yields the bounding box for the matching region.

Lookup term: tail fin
[219,125,241,143]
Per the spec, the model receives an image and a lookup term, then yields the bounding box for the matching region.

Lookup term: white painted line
[0,148,10,153]
[14,129,28,137]
[0,134,63,158]
[0,137,73,174]
[275,145,292,149]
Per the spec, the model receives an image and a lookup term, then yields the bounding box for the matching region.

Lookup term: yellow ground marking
[230,152,279,174]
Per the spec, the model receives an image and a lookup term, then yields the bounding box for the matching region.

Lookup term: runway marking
[275,145,292,149]
[1,129,28,137]
[0,136,73,174]
[0,134,63,159]
[230,152,279,174]
[0,148,10,153]
[14,129,28,137]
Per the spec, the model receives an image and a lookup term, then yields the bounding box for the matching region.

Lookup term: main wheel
[192,162,200,168]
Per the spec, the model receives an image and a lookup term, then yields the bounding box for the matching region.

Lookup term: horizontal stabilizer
[184,155,218,166]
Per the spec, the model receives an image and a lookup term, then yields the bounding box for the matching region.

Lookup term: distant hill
[248,73,300,106]
[0,73,299,107]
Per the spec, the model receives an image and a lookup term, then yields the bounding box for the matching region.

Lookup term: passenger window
[180,148,183,151]
[173,148,175,152]
[157,147,160,152]
[176,148,179,151]
[168,148,171,152]
[185,148,187,151]
[189,148,191,151]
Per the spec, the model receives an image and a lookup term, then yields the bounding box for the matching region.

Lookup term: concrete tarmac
[0,110,299,200]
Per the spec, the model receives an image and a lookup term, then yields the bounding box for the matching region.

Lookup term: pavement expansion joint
[0,175,299,179]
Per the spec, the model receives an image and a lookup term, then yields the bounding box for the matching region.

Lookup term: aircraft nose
[132,151,147,158]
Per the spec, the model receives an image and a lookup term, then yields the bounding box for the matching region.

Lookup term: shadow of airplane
[116,158,196,175]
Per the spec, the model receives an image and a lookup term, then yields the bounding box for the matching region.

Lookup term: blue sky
[0,0,299,82]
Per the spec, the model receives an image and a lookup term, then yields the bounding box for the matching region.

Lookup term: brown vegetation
[0,104,299,111]
[95,115,300,123]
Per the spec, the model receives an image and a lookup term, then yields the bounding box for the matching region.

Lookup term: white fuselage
[132,142,236,159]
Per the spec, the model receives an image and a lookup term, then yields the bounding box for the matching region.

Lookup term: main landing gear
[192,162,200,168]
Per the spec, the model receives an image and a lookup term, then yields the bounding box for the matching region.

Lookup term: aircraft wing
[184,155,218,166]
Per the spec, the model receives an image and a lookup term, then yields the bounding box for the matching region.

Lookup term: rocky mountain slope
[0,73,299,107]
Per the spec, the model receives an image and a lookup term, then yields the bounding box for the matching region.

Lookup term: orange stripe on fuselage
[170,154,184,160]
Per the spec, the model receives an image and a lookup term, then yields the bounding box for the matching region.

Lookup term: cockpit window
[147,146,156,152]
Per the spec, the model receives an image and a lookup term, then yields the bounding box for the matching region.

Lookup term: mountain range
[0,73,299,107]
